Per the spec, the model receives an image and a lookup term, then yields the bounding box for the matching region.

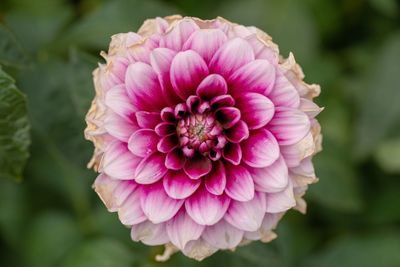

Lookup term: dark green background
[1,0,400,266]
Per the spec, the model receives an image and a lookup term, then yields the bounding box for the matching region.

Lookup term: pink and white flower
[85,15,322,261]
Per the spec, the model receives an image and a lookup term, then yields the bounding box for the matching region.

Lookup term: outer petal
[185,186,230,225]
[118,187,147,225]
[209,37,255,78]
[163,171,201,199]
[241,129,280,168]
[182,29,228,63]
[250,156,289,193]
[125,62,165,111]
[268,107,310,146]
[128,129,158,157]
[205,161,226,195]
[161,19,200,51]
[280,132,314,168]
[225,164,254,201]
[134,153,167,184]
[229,59,276,96]
[104,111,138,142]
[131,221,169,245]
[140,181,184,223]
[202,219,244,249]
[170,50,209,99]
[182,238,217,261]
[265,180,296,213]
[196,74,228,100]
[268,71,300,108]
[166,209,205,250]
[105,84,136,119]
[235,92,275,130]
[102,141,141,180]
[224,192,266,231]
[183,155,212,179]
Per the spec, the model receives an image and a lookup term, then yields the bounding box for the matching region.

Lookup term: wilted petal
[242,129,280,168]
[184,155,212,179]
[265,180,296,213]
[225,164,254,201]
[131,221,169,245]
[196,74,228,100]
[135,153,167,184]
[280,132,315,168]
[205,161,226,195]
[140,181,184,223]
[182,238,217,261]
[163,171,201,199]
[299,98,323,118]
[202,219,244,249]
[250,156,289,193]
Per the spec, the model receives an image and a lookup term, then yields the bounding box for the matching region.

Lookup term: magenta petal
[268,107,310,146]
[215,107,241,129]
[131,221,169,246]
[210,94,235,109]
[118,187,147,225]
[223,143,242,165]
[242,129,280,168]
[235,92,275,130]
[140,181,184,223]
[134,153,167,184]
[229,59,276,96]
[128,129,158,157]
[166,209,204,250]
[125,62,165,111]
[182,29,228,63]
[155,122,176,136]
[185,185,231,225]
[184,155,212,179]
[165,148,186,170]
[105,85,136,119]
[205,161,226,195]
[225,120,249,143]
[250,156,289,193]
[150,48,181,105]
[209,37,255,78]
[268,72,300,108]
[265,180,296,213]
[104,111,138,142]
[135,111,161,129]
[103,141,141,180]
[170,50,209,99]
[196,74,228,100]
[224,192,266,231]
[157,134,179,153]
[225,164,254,201]
[163,171,201,199]
[160,19,200,51]
[202,219,244,249]
[186,95,201,114]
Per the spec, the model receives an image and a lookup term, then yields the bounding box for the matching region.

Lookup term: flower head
[85,15,322,261]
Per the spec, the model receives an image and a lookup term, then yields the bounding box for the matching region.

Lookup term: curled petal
[202,219,244,249]
[165,148,186,170]
[225,120,249,143]
[210,94,235,110]
[205,161,226,195]
[184,155,212,179]
[223,143,242,165]
[242,129,280,168]
[155,122,176,136]
[215,107,241,129]
[163,171,201,199]
[157,134,179,153]
[299,98,323,118]
[128,129,158,157]
[196,74,228,100]
[250,156,289,193]
[135,153,167,184]
[131,221,169,245]
[225,164,254,201]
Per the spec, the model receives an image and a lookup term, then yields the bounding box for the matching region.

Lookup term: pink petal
[268,71,300,108]
[125,62,165,111]
[196,74,228,100]
[155,122,176,136]
[150,48,181,105]
[242,129,280,168]
[140,181,184,223]
[215,107,241,129]
[205,161,226,195]
[183,155,212,179]
[185,186,230,225]
[163,171,201,199]
[280,132,314,168]
[104,111,138,142]
[224,192,266,231]
[118,187,146,225]
[134,153,167,184]
[229,59,276,96]
[105,85,136,119]
[128,129,158,157]
[225,120,249,143]
[182,29,228,63]
[235,92,275,130]
[157,134,179,153]
[222,143,242,165]
[165,148,186,170]
[131,221,169,245]
[102,141,141,180]
[135,111,160,129]
[160,19,200,51]
[166,209,205,250]
[209,38,255,78]
[202,219,244,249]
[244,212,283,242]
[250,155,289,193]
[245,34,279,64]
[225,164,254,201]
[170,50,209,100]
[265,180,296,213]
[268,107,310,145]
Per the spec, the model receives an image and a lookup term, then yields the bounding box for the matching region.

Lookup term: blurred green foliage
[1,0,400,266]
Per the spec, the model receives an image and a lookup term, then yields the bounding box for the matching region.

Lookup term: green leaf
[374,137,400,173]
[354,33,400,158]
[0,24,29,67]
[24,212,82,267]
[303,231,400,267]
[0,66,30,181]
[62,238,136,267]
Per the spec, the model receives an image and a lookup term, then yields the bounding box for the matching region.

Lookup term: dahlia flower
[85,15,322,261]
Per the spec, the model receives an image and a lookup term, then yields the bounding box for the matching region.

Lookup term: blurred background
[1,0,400,266]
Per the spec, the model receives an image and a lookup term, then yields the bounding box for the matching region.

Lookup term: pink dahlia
[85,15,322,261]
